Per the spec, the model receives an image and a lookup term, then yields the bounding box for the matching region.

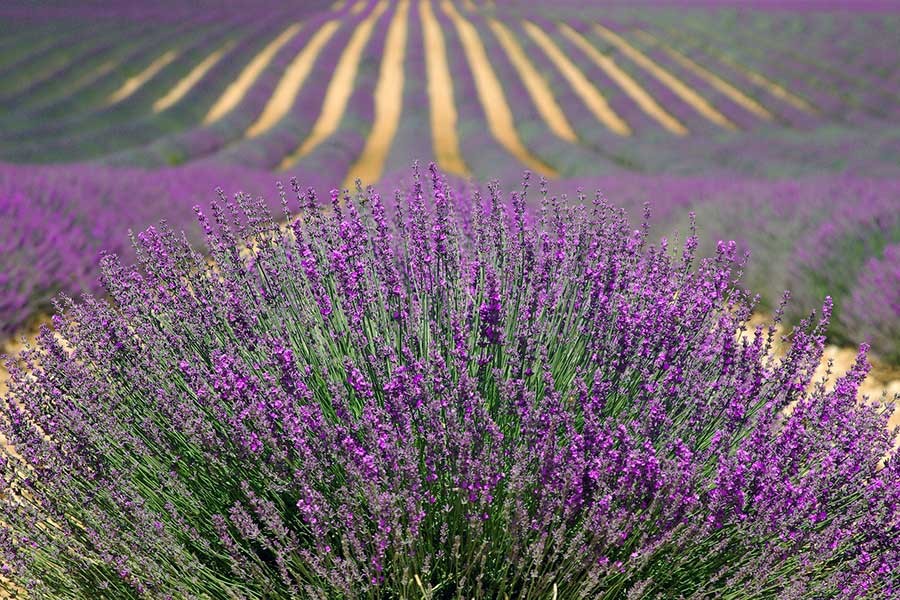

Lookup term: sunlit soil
[245,20,340,138]
[279,0,389,169]
[442,3,558,177]
[488,18,579,143]
[345,0,411,187]
[153,39,235,113]
[632,29,774,122]
[558,23,687,135]
[741,314,900,431]
[593,24,737,130]
[204,22,303,124]
[523,20,632,137]
[420,0,469,177]
[106,49,179,105]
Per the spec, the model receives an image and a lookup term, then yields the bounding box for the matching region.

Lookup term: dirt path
[559,23,688,136]
[245,20,341,139]
[279,0,390,170]
[488,18,580,143]
[153,40,235,113]
[106,49,178,105]
[345,0,411,187]
[633,29,774,122]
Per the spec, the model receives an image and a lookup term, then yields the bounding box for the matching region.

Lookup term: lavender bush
[843,244,900,365]
[2,168,897,598]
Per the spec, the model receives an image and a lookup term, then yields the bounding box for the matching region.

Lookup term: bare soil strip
[720,54,818,114]
[106,49,178,105]
[245,20,341,139]
[488,18,579,143]
[420,0,469,177]
[593,24,737,131]
[350,0,369,15]
[345,0,411,187]
[442,3,558,177]
[279,1,390,170]
[633,29,774,122]
[559,23,687,136]
[662,29,818,114]
[69,59,118,95]
[522,20,632,137]
[741,315,900,430]
[204,23,304,125]
[153,40,235,113]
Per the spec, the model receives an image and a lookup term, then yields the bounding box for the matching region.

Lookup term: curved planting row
[211,2,372,171]
[0,21,205,127]
[1,1,896,180]
[0,20,249,162]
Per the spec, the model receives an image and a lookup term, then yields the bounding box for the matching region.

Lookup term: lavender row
[0,162,304,335]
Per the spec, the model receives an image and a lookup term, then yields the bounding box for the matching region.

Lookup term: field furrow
[663,17,896,120]
[153,40,237,113]
[0,20,255,162]
[632,25,819,131]
[278,1,390,170]
[0,24,115,96]
[246,23,340,139]
[467,12,619,178]
[559,23,687,136]
[592,23,737,131]
[345,0,410,187]
[523,20,631,138]
[0,26,151,113]
[419,0,469,177]
[0,20,204,127]
[633,30,775,123]
[107,49,180,105]
[0,22,68,71]
[487,18,578,144]
[204,22,305,125]
[443,3,558,178]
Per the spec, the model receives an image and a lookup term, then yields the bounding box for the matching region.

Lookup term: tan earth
[593,24,737,131]
[743,314,900,430]
[442,3,558,177]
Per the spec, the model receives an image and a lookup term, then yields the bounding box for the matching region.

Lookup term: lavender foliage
[2,169,897,598]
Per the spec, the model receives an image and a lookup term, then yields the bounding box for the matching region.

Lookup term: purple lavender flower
[1,168,896,598]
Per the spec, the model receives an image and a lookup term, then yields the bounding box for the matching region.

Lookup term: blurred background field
[0,0,898,379]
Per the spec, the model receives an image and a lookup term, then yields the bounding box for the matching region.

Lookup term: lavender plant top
[1,167,898,598]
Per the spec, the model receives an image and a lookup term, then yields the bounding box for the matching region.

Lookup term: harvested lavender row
[2,168,897,598]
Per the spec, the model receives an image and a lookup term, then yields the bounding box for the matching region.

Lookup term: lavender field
[0,1,898,598]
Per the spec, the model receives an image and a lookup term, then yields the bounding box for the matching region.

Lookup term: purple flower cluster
[0,161,294,336]
[844,244,900,364]
[2,168,897,598]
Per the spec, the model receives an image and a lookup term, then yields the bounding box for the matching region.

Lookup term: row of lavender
[0,4,897,178]
[0,162,336,335]
[2,162,898,365]
[2,170,897,597]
